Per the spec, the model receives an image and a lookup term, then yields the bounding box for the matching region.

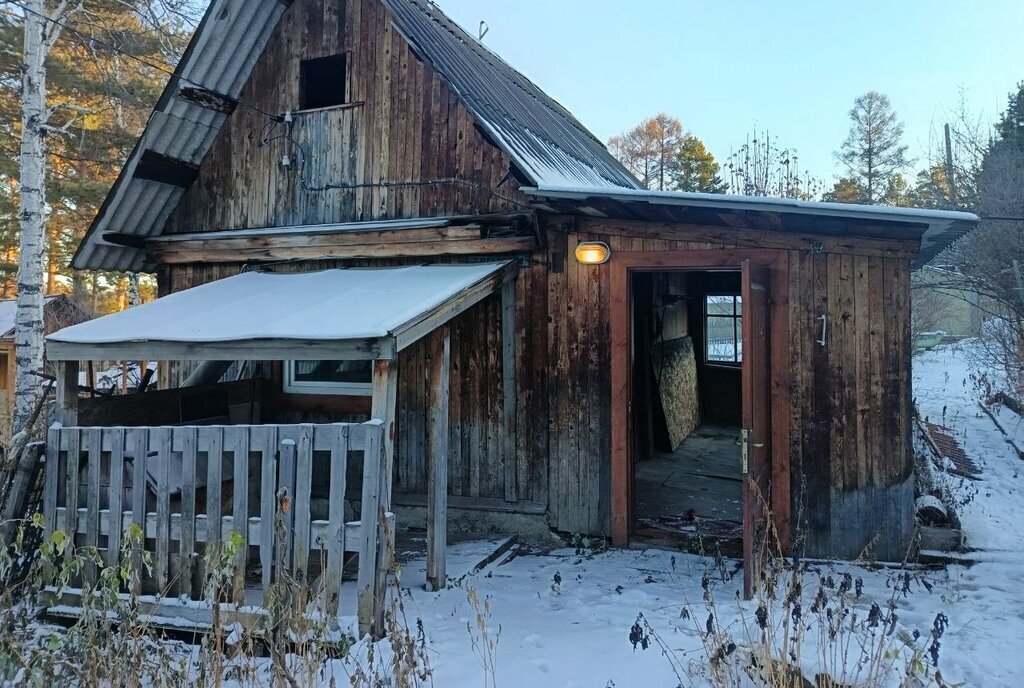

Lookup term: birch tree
[6,1,195,434]
[13,0,76,435]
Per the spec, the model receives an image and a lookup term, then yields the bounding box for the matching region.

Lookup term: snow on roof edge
[525,185,980,227]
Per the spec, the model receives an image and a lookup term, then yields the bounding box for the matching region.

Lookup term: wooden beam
[100,232,147,249]
[175,85,238,115]
[149,236,537,264]
[55,360,79,426]
[46,336,396,362]
[394,263,516,352]
[425,326,449,591]
[500,277,517,503]
[149,223,481,245]
[574,217,920,260]
[133,150,199,189]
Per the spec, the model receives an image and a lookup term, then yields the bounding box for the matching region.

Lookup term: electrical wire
[0,0,282,122]
[270,122,535,210]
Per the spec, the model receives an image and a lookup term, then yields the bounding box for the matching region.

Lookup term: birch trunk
[13,0,49,435]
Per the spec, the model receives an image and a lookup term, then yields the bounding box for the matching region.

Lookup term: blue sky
[437,0,1024,184]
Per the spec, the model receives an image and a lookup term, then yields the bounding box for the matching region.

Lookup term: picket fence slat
[43,422,389,635]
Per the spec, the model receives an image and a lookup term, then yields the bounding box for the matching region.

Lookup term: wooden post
[357,421,386,638]
[501,276,517,503]
[55,360,79,426]
[426,326,450,591]
[370,359,398,507]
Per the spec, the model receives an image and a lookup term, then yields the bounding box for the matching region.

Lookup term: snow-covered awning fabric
[47,262,511,361]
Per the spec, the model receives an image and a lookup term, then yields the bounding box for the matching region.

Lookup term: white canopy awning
[47,262,512,361]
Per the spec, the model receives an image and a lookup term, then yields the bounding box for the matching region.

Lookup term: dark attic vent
[300,54,347,110]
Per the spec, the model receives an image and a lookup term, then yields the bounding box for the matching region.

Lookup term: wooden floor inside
[634,423,743,543]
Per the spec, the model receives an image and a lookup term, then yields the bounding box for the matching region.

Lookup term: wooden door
[741,260,771,599]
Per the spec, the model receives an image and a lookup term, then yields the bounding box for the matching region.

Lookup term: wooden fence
[43,421,392,636]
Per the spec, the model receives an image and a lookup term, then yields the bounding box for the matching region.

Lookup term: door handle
[740,429,765,475]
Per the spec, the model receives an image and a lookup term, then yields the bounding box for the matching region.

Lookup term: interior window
[299,54,347,110]
[284,360,372,396]
[705,294,742,364]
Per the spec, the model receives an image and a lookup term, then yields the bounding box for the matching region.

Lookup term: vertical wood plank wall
[147,0,915,557]
[165,0,526,237]
[159,216,914,558]
[542,216,913,559]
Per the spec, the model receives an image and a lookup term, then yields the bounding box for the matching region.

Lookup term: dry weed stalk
[630,481,952,687]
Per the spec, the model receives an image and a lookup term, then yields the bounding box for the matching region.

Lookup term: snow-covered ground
[329,341,1024,687]
[13,342,1024,686]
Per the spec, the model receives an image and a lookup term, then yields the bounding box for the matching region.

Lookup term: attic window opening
[299,54,348,110]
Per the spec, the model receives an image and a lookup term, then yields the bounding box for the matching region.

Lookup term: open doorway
[631,270,744,551]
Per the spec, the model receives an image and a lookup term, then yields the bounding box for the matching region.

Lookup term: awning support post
[369,357,398,631]
[425,325,450,591]
[371,359,398,508]
[55,360,79,426]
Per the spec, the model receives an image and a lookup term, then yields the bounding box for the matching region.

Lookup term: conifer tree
[674,135,726,193]
[835,91,910,205]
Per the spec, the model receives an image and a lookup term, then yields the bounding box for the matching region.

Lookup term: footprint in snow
[523,632,543,648]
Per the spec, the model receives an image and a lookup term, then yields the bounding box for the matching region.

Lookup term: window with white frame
[705,294,743,364]
[284,360,373,395]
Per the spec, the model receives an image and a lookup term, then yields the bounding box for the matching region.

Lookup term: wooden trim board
[608,249,791,551]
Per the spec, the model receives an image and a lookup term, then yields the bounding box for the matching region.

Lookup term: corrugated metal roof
[381,0,640,191]
[525,186,980,269]
[72,0,289,273]
[73,0,638,273]
[48,263,508,357]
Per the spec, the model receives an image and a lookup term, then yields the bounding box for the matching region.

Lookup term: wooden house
[45,0,978,617]
[0,294,89,432]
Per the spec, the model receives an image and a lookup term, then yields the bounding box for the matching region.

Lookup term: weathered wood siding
[159,208,914,558]
[147,0,913,555]
[544,216,913,560]
[159,257,549,510]
[165,0,525,236]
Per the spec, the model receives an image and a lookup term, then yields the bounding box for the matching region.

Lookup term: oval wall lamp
[574,241,611,265]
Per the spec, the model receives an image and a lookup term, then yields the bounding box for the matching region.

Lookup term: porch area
[40,262,517,637]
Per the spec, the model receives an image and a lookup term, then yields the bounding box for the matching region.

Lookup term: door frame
[609,249,792,550]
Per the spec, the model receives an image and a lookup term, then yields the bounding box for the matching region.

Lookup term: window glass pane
[292,360,372,384]
[706,316,739,361]
[735,295,742,316]
[705,295,735,316]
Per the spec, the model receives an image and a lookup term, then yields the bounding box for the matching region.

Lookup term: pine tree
[994,81,1024,150]
[822,177,866,204]
[675,135,726,193]
[835,91,910,205]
